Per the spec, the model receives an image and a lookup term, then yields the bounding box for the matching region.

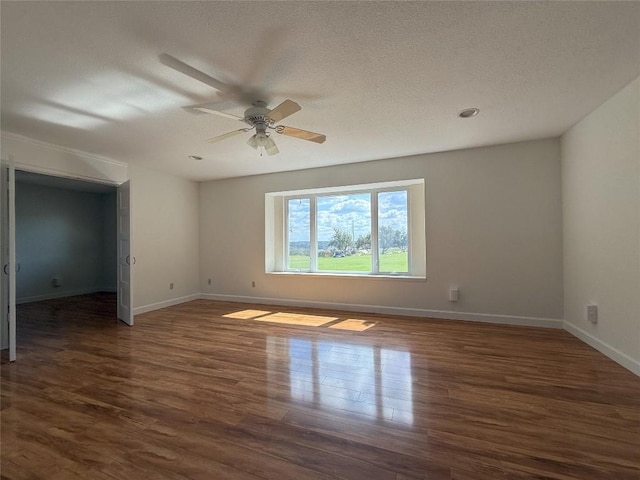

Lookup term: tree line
[328,226,407,254]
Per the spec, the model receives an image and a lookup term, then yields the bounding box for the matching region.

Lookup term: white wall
[129,165,200,312]
[1,132,127,185]
[561,76,640,375]
[199,138,563,326]
[15,182,116,302]
[2,132,201,314]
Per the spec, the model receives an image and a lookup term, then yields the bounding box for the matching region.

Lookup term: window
[287,198,311,271]
[378,190,408,273]
[266,179,425,278]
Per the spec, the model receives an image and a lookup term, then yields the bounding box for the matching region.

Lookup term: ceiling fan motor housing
[245,101,273,131]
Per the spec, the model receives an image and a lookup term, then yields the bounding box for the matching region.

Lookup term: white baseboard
[199,293,563,328]
[17,288,107,304]
[563,320,640,377]
[133,294,201,315]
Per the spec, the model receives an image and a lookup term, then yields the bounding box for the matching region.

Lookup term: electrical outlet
[169,282,174,290]
[449,287,459,302]
[587,304,598,324]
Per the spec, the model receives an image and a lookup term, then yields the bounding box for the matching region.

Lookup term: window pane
[317,193,371,272]
[378,190,408,273]
[288,198,310,270]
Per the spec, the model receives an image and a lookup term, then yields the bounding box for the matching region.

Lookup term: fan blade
[193,107,245,122]
[267,99,301,123]
[275,125,326,144]
[241,26,289,86]
[265,136,279,156]
[159,54,232,92]
[207,129,249,143]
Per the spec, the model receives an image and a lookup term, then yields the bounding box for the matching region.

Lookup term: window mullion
[284,198,290,271]
[371,191,379,274]
[310,195,317,272]
[406,187,411,275]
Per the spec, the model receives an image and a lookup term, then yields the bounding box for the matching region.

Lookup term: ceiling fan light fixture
[255,132,270,148]
[247,132,270,147]
[247,131,278,156]
[190,98,325,155]
[264,135,279,156]
[458,107,480,118]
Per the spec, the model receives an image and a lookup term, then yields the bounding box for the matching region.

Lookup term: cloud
[326,198,370,214]
[288,199,310,241]
[287,190,408,242]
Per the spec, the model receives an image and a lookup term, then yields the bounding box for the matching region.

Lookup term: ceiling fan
[159,53,326,155]
[195,99,326,156]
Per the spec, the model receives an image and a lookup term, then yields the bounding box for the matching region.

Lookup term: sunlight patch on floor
[328,319,377,331]
[223,309,272,320]
[223,309,377,331]
[256,312,338,327]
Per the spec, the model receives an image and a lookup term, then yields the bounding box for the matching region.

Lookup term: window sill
[266,271,426,281]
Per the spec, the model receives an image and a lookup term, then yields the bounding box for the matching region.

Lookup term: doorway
[15,171,118,305]
[1,168,132,361]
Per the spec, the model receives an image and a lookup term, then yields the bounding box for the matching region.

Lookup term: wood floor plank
[1,293,639,479]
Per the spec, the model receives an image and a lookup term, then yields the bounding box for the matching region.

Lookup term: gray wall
[16,182,117,303]
[101,191,117,290]
[199,138,564,324]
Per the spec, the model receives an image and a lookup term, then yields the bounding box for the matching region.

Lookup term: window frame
[283,186,411,276]
[376,188,411,274]
[265,179,426,279]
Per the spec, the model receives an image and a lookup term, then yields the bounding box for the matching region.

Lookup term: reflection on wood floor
[2,294,639,479]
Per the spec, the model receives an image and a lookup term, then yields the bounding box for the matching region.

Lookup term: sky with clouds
[288,190,407,243]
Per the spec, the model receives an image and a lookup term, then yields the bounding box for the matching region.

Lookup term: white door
[1,160,17,361]
[117,180,133,326]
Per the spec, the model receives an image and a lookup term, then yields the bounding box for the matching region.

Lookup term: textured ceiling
[1,1,639,181]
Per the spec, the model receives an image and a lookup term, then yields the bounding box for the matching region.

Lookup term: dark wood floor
[1,294,639,479]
